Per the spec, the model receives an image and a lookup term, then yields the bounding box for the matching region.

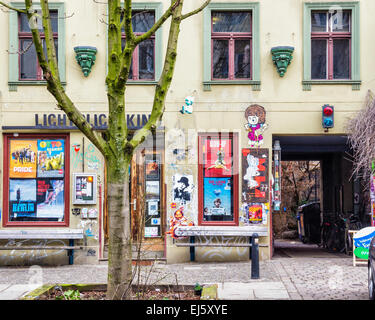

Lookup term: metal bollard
[251,233,260,279]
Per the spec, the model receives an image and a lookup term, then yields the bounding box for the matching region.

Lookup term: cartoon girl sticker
[244,104,268,147]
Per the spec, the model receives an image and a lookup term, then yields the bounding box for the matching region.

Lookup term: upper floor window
[211,11,252,80]
[302,2,360,91]
[8,2,66,91]
[18,11,58,80]
[122,10,155,81]
[311,10,351,80]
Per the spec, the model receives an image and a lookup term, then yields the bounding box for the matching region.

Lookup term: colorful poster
[9,140,38,178]
[204,138,232,177]
[9,179,37,218]
[75,175,95,202]
[203,178,232,217]
[242,148,269,203]
[145,159,160,180]
[37,139,64,178]
[36,179,64,218]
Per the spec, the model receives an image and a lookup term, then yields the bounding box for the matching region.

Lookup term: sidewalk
[0,240,369,300]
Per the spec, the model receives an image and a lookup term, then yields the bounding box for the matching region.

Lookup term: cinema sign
[2,113,151,130]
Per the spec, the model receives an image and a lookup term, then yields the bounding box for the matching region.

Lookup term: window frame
[8,2,66,91]
[203,2,260,91]
[2,133,70,227]
[124,10,156,81]
[198,132,239,227]
[303,2,360,90]
[18,11,59,81]
[210,11,252,81]
[117,2,163,85]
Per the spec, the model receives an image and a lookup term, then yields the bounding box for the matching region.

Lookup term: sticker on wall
[167,207,194,239]
[244,104,268,148]
[9,140,38,178]
[240,202,269,225]
[172,174,194,204]
[37,140,65,178]
[148,200,159,216]
[145,227,160,238]
[180,96,194,114]
[242,148,269,203]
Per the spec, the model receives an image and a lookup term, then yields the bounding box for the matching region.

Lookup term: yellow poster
[9,140,38,178]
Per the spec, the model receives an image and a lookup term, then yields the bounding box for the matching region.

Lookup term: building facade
[0,0,373,265]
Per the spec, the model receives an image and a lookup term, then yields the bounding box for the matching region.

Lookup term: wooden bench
[0,229,84,265]
[174,226,268,261]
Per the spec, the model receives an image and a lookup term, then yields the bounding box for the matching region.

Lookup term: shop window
[198,133,239,226]
[203,3,260,91]
[8,2,66,91]
[311,10,351,80]
[2,134,70,227]
[302,2,360,90]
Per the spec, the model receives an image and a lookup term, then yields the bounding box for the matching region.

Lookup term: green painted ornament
[271,46,294,77]
[74,46,97,77]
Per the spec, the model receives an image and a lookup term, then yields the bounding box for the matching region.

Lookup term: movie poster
[36,179,64,218]
[242,148,269,203]
[37,139,65,178]
[9,140,38,178]
[203,177,232,218]
[204,138,232,178]
[9,179,37,218]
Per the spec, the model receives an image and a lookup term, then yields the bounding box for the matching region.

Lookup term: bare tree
[0,0,211,299]
[346,90,375,186]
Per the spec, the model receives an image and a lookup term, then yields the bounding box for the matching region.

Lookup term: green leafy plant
[55,288,81,300]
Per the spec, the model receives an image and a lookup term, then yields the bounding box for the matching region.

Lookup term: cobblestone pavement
[0,239,369,300]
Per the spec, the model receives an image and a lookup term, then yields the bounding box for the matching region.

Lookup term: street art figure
[173,176,191,203]
[180,96,194,114]
[207,147,230,171]
[243,153,261,189]
[166,207,194,239]
[244,104,268,147]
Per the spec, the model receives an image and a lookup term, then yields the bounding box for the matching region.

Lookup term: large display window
[198,133,239,226]
[3,133,70,226]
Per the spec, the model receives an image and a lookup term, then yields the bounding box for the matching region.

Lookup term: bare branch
[181,0,211,20]
[0,1,27,13]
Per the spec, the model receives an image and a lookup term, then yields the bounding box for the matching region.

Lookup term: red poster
[204,138,232,177]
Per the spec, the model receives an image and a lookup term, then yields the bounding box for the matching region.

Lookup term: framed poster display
[73,173,97,205]
[3,133,70,226]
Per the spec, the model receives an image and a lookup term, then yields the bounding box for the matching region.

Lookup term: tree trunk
[106,152,133,300]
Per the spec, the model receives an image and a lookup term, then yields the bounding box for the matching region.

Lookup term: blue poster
[9,179,37,218]
[203,178,232,216]
[37,139,65,178]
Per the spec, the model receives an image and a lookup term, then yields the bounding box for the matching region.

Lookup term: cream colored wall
[0,0,374,264]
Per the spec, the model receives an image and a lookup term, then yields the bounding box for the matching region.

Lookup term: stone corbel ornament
[271,46,294,77]
[74,46,97,77]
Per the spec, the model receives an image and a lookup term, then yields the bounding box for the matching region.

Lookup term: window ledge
[126,80,158,85]
[302,80,361,91]
[203,80,261,91]
[9,81,67,92]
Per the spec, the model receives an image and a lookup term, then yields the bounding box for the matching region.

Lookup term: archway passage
[272,135,370,258]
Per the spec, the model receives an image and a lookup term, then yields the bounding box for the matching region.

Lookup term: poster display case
[73,173,97,205]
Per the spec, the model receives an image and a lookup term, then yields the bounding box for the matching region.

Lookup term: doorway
[271,135,369,258]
